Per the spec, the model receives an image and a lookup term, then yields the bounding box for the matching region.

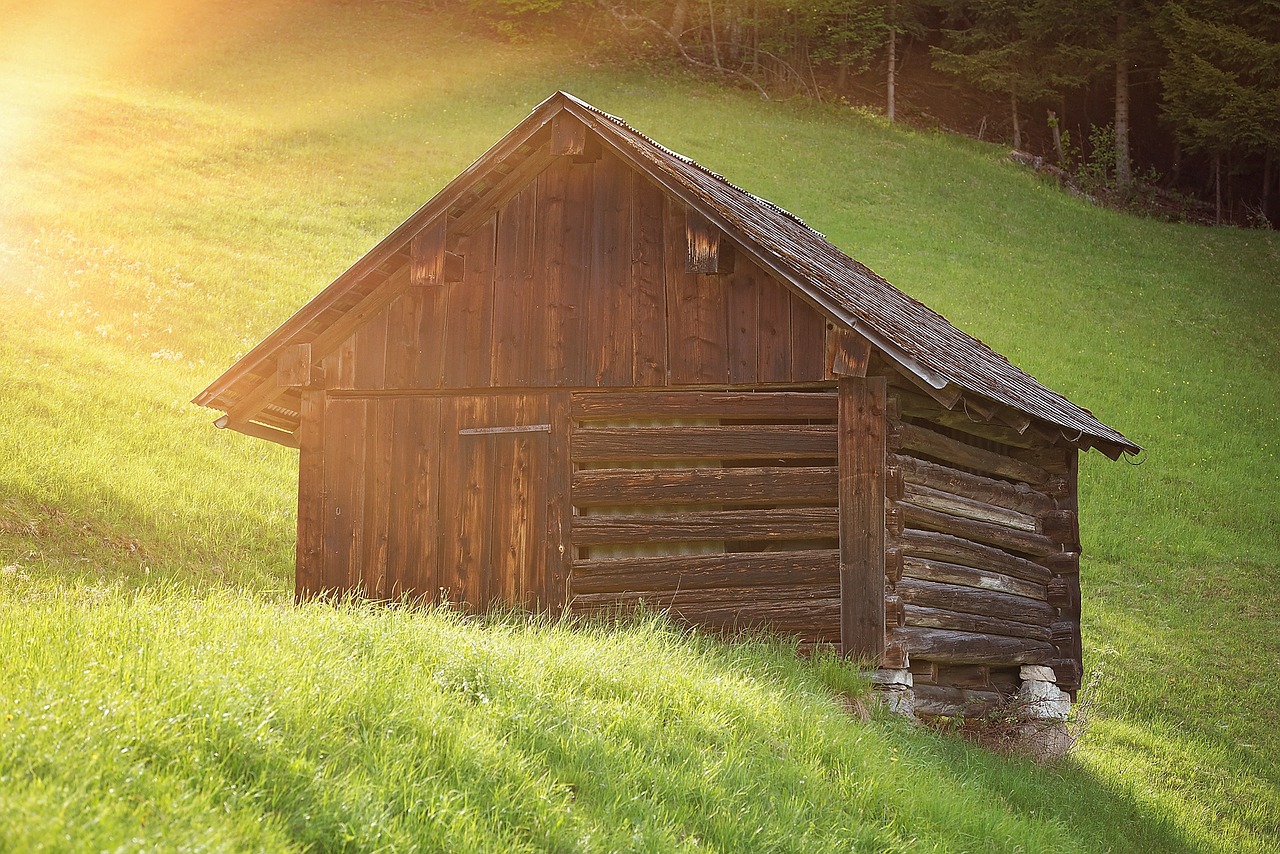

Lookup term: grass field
[1,1,1278,850]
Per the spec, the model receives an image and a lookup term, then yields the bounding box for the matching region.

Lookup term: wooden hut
[195,92,1138,715]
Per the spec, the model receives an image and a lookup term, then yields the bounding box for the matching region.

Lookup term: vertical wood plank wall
[325,150,830,393]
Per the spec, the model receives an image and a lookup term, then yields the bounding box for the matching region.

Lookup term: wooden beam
[551,112,586,156]
[891,420,1052,486]
[894,626,1056,666]
[571,508,837,545]
[214,415,299,449]
[828,327,873,378]
[571,465,838,508]
[572,549,838,594]
[276,343,313,389]
[899,502,1060,558]
[838,376,887,662]
[685,207,723,274]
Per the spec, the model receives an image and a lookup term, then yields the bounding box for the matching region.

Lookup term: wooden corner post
[839,376,887,661]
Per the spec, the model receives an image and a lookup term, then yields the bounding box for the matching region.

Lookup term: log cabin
[194,92,1139,717]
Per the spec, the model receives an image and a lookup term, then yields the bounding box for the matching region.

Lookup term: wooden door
[305,392,570,610]
[435,393,570,612]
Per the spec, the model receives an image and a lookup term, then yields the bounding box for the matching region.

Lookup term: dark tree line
[470,0,1280,226]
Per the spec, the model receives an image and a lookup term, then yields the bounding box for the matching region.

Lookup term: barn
[194,92,1139,717]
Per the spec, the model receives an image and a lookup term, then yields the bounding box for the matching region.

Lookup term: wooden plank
[491,184,539,387]
[789,293,827,381]
[386,397,441,601]
[572,549,839,594]
[894,528,1052,585]
[277,343,313,389]
[1042,510,1080,549]
[665,196,728,384]
[895,626,1056,666]
[902,555,1047,601]
[352,308,388,389]
[572,424,837,462]
[409,220,463,287]
[903,482,1038,532]
[756,268,792,382]
[631,177,668,386]
[896,577,1056,627]
[892,421,1051,487]
[726,268,760,384]
[361,399,392,598]
[485,414,518,609]
[571,507,837,545]
[294,389,326,601]
[838,376,887,661]
[543,392,572,610]
[538,158,573,387]
[554,160,593,386]
[439,396,490,609]
[571,465,838,507]
[901,503,1060,558]
[384,289,424,388]
[322,398,367,594]
[933,664,992,690]
[444,218,495,389]
[571,390,836,421]
[585,153,634,386]
[891,453,1057,516]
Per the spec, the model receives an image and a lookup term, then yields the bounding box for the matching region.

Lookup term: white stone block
[1019,665,1057,683]
[1017,679,1071,721]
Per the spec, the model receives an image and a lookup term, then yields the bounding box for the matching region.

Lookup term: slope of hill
[1,1,1277,850]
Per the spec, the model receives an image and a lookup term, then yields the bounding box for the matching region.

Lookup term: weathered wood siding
[566,389,842,645]
[883,385,1084,694]
[296,391,572,612]
[326,151,831,392]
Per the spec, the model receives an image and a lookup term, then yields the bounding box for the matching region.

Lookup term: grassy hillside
[1,1,1277,850]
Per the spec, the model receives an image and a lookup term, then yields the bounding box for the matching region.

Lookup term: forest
[471,0,1280,227]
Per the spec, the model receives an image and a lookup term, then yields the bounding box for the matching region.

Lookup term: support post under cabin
[839,376,887,661]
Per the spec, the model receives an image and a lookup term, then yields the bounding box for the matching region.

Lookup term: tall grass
[0,583,1210,852]
[0,0,1277,849]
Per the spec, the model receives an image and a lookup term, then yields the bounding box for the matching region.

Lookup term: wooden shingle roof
[195,91,1138,458]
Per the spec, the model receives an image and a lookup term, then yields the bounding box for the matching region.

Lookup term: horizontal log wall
[885,385,1083,693]
[567,389,842,645]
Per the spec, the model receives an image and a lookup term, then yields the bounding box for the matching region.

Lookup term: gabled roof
[195,91,1138,458]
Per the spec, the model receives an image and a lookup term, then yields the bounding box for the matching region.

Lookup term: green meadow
[1,1,1277,850]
